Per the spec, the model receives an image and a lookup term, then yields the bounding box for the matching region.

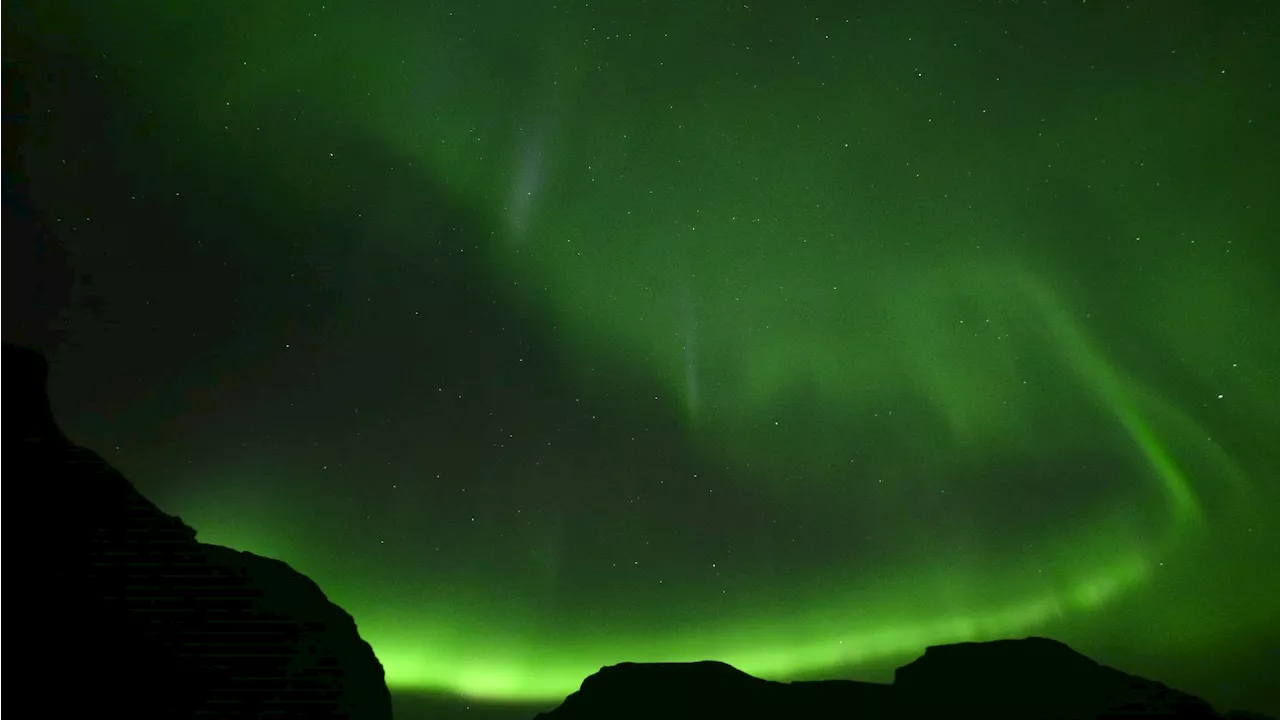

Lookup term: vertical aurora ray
[677,271,701,422]
[506,127,547,243]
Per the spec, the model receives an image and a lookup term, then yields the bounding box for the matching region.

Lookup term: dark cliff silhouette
[535,637,1276,720]
[5,342,392,719]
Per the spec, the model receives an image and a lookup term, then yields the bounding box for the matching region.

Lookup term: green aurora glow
[13,0,1279,708]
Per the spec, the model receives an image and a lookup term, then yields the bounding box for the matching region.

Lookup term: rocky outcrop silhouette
[5,342,392,719]
[536,637,1275,720]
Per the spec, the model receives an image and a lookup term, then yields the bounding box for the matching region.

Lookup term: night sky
[5,0,1279,717]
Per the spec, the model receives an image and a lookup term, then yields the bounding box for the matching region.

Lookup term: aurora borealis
[5,0,1279,717]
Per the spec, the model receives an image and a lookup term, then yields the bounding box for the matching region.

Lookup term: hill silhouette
[535,637,1275,720]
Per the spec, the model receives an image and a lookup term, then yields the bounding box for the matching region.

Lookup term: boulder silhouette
[5,342,392,719]
[536,637,1272,720]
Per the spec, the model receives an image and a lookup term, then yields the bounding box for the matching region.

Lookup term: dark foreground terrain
[535,638,1277,720]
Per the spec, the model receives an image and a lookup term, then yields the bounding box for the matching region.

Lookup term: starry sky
[5,0,1280,717]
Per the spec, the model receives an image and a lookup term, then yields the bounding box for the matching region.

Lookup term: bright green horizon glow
[361,518,1154,701]
[370,549,1148,701]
